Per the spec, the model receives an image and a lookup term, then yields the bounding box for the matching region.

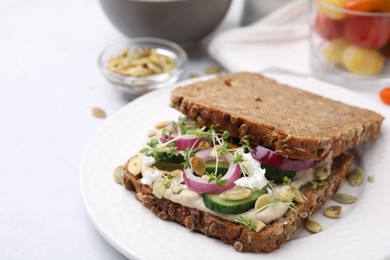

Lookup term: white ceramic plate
[80,74,390,260]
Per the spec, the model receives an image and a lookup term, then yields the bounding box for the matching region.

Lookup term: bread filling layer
[139,152,328,224]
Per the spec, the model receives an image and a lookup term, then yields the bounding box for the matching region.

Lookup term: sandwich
[119,72,384,252]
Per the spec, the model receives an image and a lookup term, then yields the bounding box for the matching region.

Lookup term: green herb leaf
[240,139,250,152]
[222,130,230,139]
[236,216,257,230]
[232,152,244,164]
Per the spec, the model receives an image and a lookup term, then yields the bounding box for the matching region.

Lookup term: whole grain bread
[122,153,353,253]
[170,72,384,161]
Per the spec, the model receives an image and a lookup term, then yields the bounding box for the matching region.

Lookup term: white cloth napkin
[208,0,311,74]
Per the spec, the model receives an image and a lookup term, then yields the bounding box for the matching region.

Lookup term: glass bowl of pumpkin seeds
[99,38,187,95]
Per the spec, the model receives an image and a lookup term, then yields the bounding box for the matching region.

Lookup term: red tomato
[315,12,344,41]
[345,16,390,49]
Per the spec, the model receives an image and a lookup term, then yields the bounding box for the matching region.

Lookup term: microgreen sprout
[140,138,163,161]
[283,176,292,185]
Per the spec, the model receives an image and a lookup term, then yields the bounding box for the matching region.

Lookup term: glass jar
[310,0,390,89]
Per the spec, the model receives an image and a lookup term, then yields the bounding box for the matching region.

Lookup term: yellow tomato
[323,38,350,64]
[317,0,349,20]
[342,45,385,75]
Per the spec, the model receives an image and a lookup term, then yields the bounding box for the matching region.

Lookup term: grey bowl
[99,0,232,44]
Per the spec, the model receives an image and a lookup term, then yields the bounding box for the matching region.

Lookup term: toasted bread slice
[122,153,353,253]
[170,72,384,161]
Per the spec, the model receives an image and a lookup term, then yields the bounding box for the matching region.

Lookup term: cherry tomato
[315,12,344,40]
[380,87,390,105]
[323,38,350,63]
[344,16,390,49]
[318,0,349,19]
[342,45,384,75]
[345,0,390,12]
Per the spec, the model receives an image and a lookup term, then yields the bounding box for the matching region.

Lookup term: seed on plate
[368,175,375,183]
[91,107,107,119]
[219,186,252,201]
[192,156,206,176]
[348,168,364,186]
[254,194,273,211]
[127,157,142,176]
[113,165,123,185]
[188,73,200,78]
[305,220,323,233]
[204,66,222,75]
[154,120,171,129]
[323,205,342,219]
[332,193,357,204]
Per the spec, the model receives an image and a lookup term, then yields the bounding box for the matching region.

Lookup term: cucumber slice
[154,154,186,171]
[202,189,266,214]
[262,164,296,183]
[205,160,229,176]
[158,154,185,164]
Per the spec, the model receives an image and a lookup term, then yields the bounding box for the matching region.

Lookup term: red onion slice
[173,137,207,151]
[251,145,317,171]
[182,148,241,194]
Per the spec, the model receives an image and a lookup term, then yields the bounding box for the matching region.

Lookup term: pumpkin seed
[315,166,331,180]
[290,187,305,203]
[204,66,222,74]
[277,188,292,203]
[219,186,252,201]
[197,141,211,150]
[113,165,123,185]
[91,107,106,119]
[323,205,342,219]
[147,129,156,137]
[188,73,200,78]
[254,194,272,210]
[332,193,357,204]
[305,220,323,233]
[171,183,183,194]
[153,178,167,199]
[348,168,364,186]
[368,175,375,183]
[155,146,170,153]
[127,157,142,176]
[168,169,182,178]
[192,156,206,176]
[154,120,171,129]
[254,220,266,232]
[106,48,175,77]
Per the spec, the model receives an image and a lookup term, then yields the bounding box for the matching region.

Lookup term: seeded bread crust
[122,153,353,253]
[170,72,384,161]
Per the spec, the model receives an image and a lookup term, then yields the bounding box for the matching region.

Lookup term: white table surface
[0,0,243,259]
